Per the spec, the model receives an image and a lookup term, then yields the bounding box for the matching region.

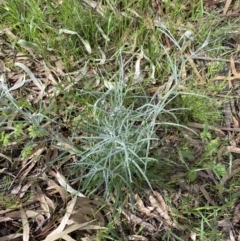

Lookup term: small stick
[188,122,240,132]
[190,56,240,65]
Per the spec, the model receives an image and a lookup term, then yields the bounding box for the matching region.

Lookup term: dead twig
[190,56,240,65]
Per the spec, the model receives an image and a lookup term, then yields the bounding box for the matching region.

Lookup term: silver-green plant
[64,22,219,201]
[68,50,192,201]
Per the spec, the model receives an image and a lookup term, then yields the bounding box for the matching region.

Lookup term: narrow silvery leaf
[97,46,106,65]
[14,62,43,91]
[95,23,110,42]
[59,29,92,54]
[56,171,85,197]
[17,39,41,53]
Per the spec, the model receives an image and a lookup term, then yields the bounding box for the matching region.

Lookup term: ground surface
[1,0,240,240]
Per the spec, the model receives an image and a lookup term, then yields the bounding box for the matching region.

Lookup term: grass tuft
[64,48,202,202]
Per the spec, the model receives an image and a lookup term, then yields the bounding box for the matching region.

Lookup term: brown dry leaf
[7,208,45,222]
[188,122,226,137]
[82,0,105,16]
[63,224,104,240]
[61,236,76,241]
[45,147,70,168]
[80,238,92,241]
[70,197,105,226]
[164,75,174,93]
[19,182,32,198]
[232,115,239,128]
[3,27,18,40]
[97,46,106,65]
[190,231,197,241]
[43,194,55,210]
[51,0,63,8]
[230,56,240,78]
[11,145,45,195]
[151,0,163,16]
[214,57,240,87]
[44,196,77,241]
[8,72,26,86]
[20,207,30,241]
[199,185,217,206]
[205,169,218,185]
[234,133,240,145]
[120,27,131,44]
[134,51,143,82]
[214,75,236,82]
[0,168,7,174]
[19,144,45,174]
[95,24,110,43]
[146,86,160,96]
[4,210,21,218]
[54,57,65,75]
[171,188,182,207]
[144,12,154,30]
[223,101,233,128]
[146,75,174,98]
[44,68,58,86]
[46,183,67,201]
[218,218,232,232]
[135,194,157,218]
[44,221,104,241]
[10,184,22,195]
[26,210,45,232]
[149,191,175,227]
[232,203,240,226]
[34,184,52,219]
[54,170,85,197]
[14,62,44,92]
[55,134,80,154]
[0,233,23,241]
[127,235,149,241]
[164,135,183,142]
[223,0,232,14]
[0,153,12,163]
[0,217,13,222]
[185,53,206,84]
[122,210,156,232]
[0,209,40,240]
[45,174,68,205]
[45,148,59,163]
[181,60,187,79]
[17,39,41,59]
[0,59,5,72]
[218,146,240,161]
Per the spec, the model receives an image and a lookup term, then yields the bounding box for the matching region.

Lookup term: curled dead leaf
[218,146,240,161]
[149,191,175,227]
[122,210,156,232]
